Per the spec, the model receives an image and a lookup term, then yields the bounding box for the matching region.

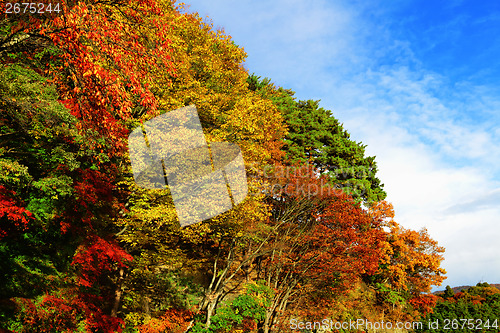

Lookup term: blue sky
[183,0,500,290]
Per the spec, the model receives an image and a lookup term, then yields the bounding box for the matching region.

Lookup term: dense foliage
[416,283,500,333]
[1,1,448,332]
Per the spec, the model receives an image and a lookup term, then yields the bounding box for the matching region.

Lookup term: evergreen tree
[248,74,386,203]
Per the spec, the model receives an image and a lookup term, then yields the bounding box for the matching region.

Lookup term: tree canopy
[0,1,447,332]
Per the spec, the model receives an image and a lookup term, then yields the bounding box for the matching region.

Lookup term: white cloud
[325,65,500,289]
[185,0,365,98]
[185,0,500,287]
[437,208,500,288]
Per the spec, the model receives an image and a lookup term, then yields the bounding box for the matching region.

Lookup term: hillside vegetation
[0,1,449,332]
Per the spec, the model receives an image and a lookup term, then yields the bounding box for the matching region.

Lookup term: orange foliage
[11,0,175,157]
[369,201,446,295]
[138,309,193,333]
[409,294,438,316]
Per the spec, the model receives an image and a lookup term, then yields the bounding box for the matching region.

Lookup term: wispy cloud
[336,67,500,165]
[444,188,500,214]
[185,0,500,287]
[326,67,500,287]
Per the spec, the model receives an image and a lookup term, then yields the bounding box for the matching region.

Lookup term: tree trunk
[263,299,279,333]
[263,311,272,333]
[143,296,151,319]
[111,267,124,317]
[205,292,222,329]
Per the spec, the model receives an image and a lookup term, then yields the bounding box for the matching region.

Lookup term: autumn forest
[0,0,498,332]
